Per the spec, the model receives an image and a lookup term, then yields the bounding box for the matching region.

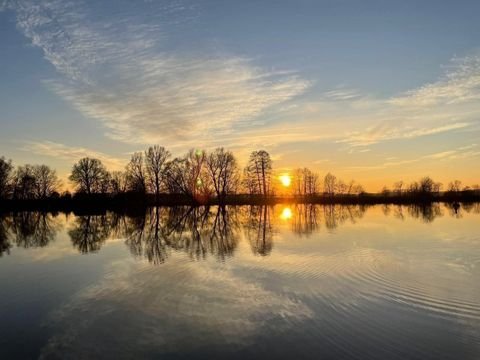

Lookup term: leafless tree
[448,180,462,193]
[336,179,348,195]
[110,171,128,195]
[323,172,337,196]
[12,165,36,199]
[165,149,209,199]
[206,148,239,201]
[243,150,272,196]
[394,181,404,195]
[293,168,319,196]
[33,165,60,198]
[145,145,171,201]
[69,157,109,195]
[0,157,13,199]
[126,152,147,193]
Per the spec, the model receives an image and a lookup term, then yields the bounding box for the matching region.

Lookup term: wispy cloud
[23,141,126,170]
[347,144,480,171]
[340,121,471,147]
[4,0,309,144]
[322,87,363,101]
[3,0,480,166]
[390,55,480,107]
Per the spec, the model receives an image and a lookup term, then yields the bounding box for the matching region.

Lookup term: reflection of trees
[124,207,169,264]
[323,205,366,231]
[69,215,112,253]
[460,202,480,215]
[0,217,13,256]
[382,204,392,217]
[393,205,405,221]
[11,212,61,248]
[245,206,273,256]
[407,203,443,223]
[292,204,319,236]
[123,206,240,263]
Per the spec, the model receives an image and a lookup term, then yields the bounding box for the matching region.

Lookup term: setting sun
[279,174,291,187]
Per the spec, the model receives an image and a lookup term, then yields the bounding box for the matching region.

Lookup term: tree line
[1,146,479,205]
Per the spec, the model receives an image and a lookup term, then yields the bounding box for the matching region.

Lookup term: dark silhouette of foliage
[0,157,13,199]
[0,148,478,209]
[69,158,109,195]
[206,148,239,201]
[145,145,171,201]
[293,168,319,197]
[243,150,272,196]
[126,152,147,194]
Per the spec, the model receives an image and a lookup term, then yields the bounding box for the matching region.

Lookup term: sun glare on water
[280,207,293,220]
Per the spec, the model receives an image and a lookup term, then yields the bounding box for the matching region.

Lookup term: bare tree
[394,181,404,195]
[244,150,272,196]
[110,171,128,195]
[12,165,37,200]
[145,145,171,201]
[165,149,209,199]
[126,152,146,193]
[448,180,462,193]
[0,157,13,199]
[323,172,337,196]
[293,168,319,196]
[33,165,60,199]
[206,148,239,201]
[69,158,109,195]
[419,176,435,194]
[336,179,348,195]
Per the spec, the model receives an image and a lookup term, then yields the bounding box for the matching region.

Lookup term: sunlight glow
[279,174,291,187]
[280,207,293,220]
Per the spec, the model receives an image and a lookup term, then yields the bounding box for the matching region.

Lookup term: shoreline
[1,192,478,213]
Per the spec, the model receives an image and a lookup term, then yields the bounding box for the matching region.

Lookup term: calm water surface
[1,204,480,359]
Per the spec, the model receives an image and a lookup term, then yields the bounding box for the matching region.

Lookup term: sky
[1,0,480,191]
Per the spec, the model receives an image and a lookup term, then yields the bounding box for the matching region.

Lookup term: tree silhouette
[165,149,210,201]
[69,158,109,195]
[110,171,128,195]
[145,145,171,201]
[293,168,319,197]
[126,152,147,194]
[0,157,13,199]
[244,150,272,196]
[206,148,239,202]
[12,165,37,200]
[33,165,61,199]
[323,173,336,197]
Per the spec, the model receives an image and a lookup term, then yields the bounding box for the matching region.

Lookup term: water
[1,204,480,359]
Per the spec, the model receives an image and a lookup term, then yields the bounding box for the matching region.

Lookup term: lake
[1,203,480,359]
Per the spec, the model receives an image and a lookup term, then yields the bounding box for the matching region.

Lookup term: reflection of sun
[280,207,293,220]
[279,174,291,187]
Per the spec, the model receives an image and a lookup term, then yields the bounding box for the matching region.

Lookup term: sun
[279,174,291,187]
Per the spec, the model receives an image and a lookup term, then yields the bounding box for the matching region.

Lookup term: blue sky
[1,0,480,190]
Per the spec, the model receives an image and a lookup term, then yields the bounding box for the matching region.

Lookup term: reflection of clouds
[1,205,480,358]
[39,259,313,358]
